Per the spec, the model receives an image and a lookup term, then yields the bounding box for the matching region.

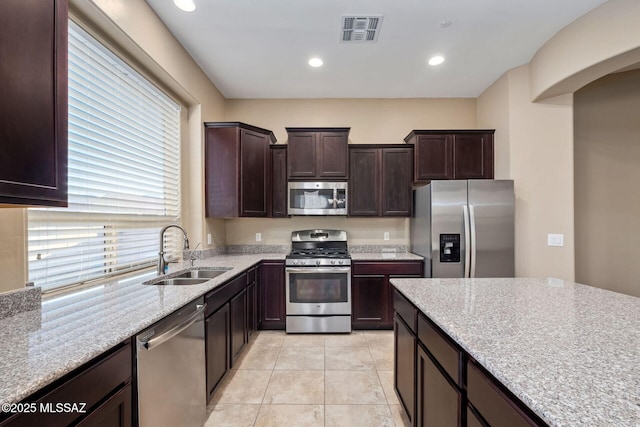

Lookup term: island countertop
[389,277,640,427]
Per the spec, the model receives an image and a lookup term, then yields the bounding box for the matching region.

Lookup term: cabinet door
[317,132,348,178]
[381,148,413,216]
[414,135,452,182]
[240,129,269,216]
[467,361,539,427]
[76,384,132,427]
[288,132,317,178]
[259,261,286,329]
[247,281,257,339]
[352,275,387,328]
[349,148,380,216]
[271,146,288,217]
[452,133,493,179]
[206,304,230,400]
[0,0,68,206]
[416,345,461,427]
[230,289,248,365]
[205,126,239,218]
[395,314,416,425]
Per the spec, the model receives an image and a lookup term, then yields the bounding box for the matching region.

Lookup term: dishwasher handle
[140,303,207,351]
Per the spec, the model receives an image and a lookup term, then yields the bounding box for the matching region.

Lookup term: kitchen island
[390,277,639,426]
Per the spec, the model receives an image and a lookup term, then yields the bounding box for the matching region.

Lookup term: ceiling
[146,0,607,99]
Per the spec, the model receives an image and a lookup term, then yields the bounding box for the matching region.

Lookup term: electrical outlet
[384,232,390,241]
[547,234,564,247]
[207,233,212,245]
[256,233,262,242]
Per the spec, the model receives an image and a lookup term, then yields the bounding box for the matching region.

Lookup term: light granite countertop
[350,252,423,261]
[390,277,640,427]
[0,253,286,408]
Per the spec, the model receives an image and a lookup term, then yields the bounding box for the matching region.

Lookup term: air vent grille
[341,15,383,43]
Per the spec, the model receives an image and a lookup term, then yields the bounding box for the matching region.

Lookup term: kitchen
[1,0,639,426]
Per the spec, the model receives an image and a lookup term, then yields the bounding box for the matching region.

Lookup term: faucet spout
[158,224,190,275]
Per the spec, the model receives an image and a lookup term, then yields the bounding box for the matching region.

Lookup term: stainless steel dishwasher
[136,297,207,427]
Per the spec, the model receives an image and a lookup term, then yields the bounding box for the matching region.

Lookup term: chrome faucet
[158,224,190,275]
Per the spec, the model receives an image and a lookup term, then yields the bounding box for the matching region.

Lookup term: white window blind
[28,21,182,292]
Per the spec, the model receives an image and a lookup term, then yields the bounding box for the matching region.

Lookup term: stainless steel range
[285,229,351,333]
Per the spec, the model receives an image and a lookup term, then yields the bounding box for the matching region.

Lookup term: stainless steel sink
[152,278,210,286]
[174,269,230,280]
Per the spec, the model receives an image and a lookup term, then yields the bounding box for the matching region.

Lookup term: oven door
[285,267,351,315]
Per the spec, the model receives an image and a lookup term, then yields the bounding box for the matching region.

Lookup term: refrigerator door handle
[463,205,471,278]
[469,204,477,278]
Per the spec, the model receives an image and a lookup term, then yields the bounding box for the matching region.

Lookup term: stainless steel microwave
[287,182,348,215]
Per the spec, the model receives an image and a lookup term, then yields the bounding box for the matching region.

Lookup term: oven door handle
[285,267,352,274]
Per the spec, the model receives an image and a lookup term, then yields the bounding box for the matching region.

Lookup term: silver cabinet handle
[140,303,207,350]
[463,205,471,278]
[286,267,351,274]
[469,205,477,278]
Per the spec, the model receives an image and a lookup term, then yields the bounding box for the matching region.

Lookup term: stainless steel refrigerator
[411,180,514,278]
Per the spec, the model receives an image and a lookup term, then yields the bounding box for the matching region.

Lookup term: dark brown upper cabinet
[0,0,68,206]
[204,122,276,218]
[405,130,494,185]
[286,128,349,180]
[270,145,288,218]
[349,145,413,217]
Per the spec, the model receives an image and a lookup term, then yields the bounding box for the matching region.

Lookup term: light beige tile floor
[205,330,412,427]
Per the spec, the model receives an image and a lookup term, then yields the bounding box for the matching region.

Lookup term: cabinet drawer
[467,360,542,427]
[393,290,416,333]
[352,261,422,276]
[418,314,461,386]
[205,273,247,317]
[1,342,132,427]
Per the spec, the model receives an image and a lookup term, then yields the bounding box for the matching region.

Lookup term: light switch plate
[384,232,390,241]
[256,233,262,242]
[547,234,564,247]
[207,233,212,245]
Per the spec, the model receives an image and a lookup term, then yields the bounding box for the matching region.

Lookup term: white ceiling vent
[341,15,383,43]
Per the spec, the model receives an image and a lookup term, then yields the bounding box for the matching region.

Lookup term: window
[28,21,182,292]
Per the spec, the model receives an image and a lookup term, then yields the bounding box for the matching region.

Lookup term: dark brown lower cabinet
[466,406,485,427]
[393,287,549,427]
[0,341,132,427]
[467,361,541,427]
[206,303,230,401]
[247,280,257,338]
[394,314,416,425]
[76,384,132,427]
[417,345,461,427]
[352,275,387,327]
[352,261,423,329]
[230,289,248,365]
[259,261,285,329]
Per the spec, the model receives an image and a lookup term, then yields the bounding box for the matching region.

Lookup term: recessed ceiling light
[428,55,445,66]
[308,58,324,67]
[174,0,195,12]
[440,20,452,28]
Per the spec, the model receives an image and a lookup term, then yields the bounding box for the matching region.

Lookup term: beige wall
[530,0,640,101]
[225,98,477,146]
[0,211,27,293]
[477,65,575,280]
[225,217,408,247]
[574,70,640,297]
[224,98,477,246]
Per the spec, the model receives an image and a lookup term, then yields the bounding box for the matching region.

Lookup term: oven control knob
[338,260,344,265]
[331,260,336,265]
[315,260,320,266]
